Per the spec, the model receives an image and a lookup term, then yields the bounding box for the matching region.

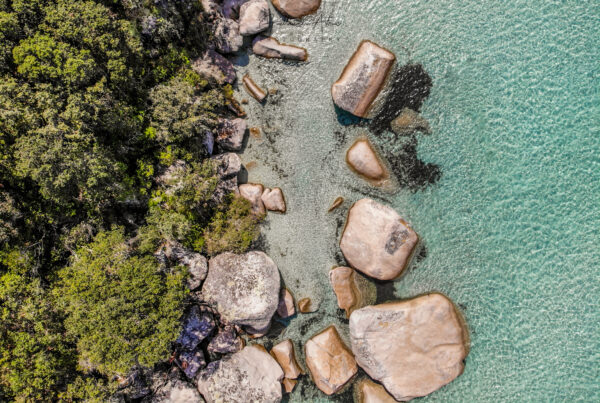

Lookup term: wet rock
[356,379,397,403]
[252,36,308,61]
[390,107,430,135]
[346,137,389,186]
[270,339,303,379]
[211,152,242,204]
[203,251,280,333]
[349,294,469,401]
[197,345,284,403]
[329,266,375,317]
[243,74,267,102]
[176,306,216,351]
[151,373,204,403]
[277,287,296,318]
[271,0,321,18]
[331,40,396,118]
[305,325,357,395]
[177,350,207,379]
[216,118,247,151]
[328,196,344,212]
[282,378,297,393]
[214,18,244,54]
[207,325,244,354]
[239,183,266,215]
[340,198,419,281]
[223,0,249,19]
[191,50,236,85]
[261,187,286,213]
[239,0,270,35]
[165,242,208,290]
[298,297,317,313]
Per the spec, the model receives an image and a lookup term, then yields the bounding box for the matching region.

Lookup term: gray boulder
[191,50,236,85]
[202,251,280,333]
[207,325,244,354]
[177,350,207,379]
[197,345,284,403]
[214,18,243,54]
[239,0,270,35]
[216,118,247,151]
[165,242,208,290]
[390,108,431,135]
[211,152,242,204]
[223,0,249,19]
[176,306,216,351]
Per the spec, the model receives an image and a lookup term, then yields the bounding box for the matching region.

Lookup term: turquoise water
[237,0,599,401]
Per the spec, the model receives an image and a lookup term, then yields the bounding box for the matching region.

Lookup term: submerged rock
[346,137,390,186]
[298,297,318,313]
[390,107,430,135]
[331,40,396,118]
[191,50,236,85]
[276,287,296,318]
[197,345,284,402]
[270,339,303,379]
[203,251,280,333]
[216,118,247,151]
[239,0,270,35]
[305,325,357,395]
[349,294,469,401]
[243,74,267,102]
[340,198,418,281]
[252,36,308,61]
[261,187,286,213]
[329,266,375,317]
[271,0,321,18]
[355,379,397,403]
[239,183,266,215]
[214,18,244,54]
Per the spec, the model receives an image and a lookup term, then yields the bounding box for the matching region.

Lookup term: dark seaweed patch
[384,134,441,190]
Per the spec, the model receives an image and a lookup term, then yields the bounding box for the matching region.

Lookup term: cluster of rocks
[240,183,287,215]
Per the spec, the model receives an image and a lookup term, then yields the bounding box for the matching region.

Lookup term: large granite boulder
[329,266,375,317]
[261,187,286,213]
[346,137,389,186]
[202,251,280,333]
[191,50,236,85]
[349,294,469,401]
[340,198,418,280]
[216,118,247,151]
[271,0,321,18]
[331,40,396,118]
[197,345,284,403]
[239,0,270,35]
[305,325,357,395]
[252,36,308,61]
[239,183,266,215]
[391,107,431,135]
[214,18,243,54]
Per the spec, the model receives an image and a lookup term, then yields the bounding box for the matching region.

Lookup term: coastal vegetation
[0,0,260,400]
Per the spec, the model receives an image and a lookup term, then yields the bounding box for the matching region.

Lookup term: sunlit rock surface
[252,36,308,61]
[271,0,321,18]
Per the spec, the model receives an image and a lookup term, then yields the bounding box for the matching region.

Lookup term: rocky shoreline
[126,1,470,402]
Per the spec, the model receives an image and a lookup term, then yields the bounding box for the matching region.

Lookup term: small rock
[261,187,286,213]
[214,18,244,54]
[340,198,419,281]
[207,325,244,354]
[252,36,308,61]
[390,107,430,135]
[346,137,389,185]
[331,40,396,118]
[271,0,321,18]
[203,131,214,155]
[201,0,222,16]
[216,118,247,151]
[282,378,297,394]
[329,266,375,317]
[270,339,303,379]
[243,74,267,102]
[356,379,397,403]
[211,153,242,204]
[191,50,236,85]
[239,183,266,215]
[223,0,249,19]
[298,297,317,313]
[151,373,203,403]
[176,306,216,351]
[239,0,270,35]
[349,294,469,401]
[328,196,344,212]
[165,242,208,290]
[177,350,207,379]
[197,345,284,403]
[277,287,296,318]
[305,325,357,395]
[203,252,281,333]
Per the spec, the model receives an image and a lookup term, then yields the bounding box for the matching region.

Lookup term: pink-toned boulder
[261,187,286,213]
[271,0,321,18]
[252,36,308,61]
[349,294,469,401]
[239,183,266,215]
[243,74,267,102]
[340,198,418,281]
[329,266,375,317]
[270,339,303,379]
[239,0,270,35]
[346,137,389,186]
[276,288,295,318]
[356,379,397,403]
[331,41,395,118]
[305,325,357,395]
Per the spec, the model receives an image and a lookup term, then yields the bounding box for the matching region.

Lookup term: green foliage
[203,196,262,256]
[59,376,114,403]
[54,228,187,376]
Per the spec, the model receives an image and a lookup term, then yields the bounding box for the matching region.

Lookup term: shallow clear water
[235,0,600,401]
